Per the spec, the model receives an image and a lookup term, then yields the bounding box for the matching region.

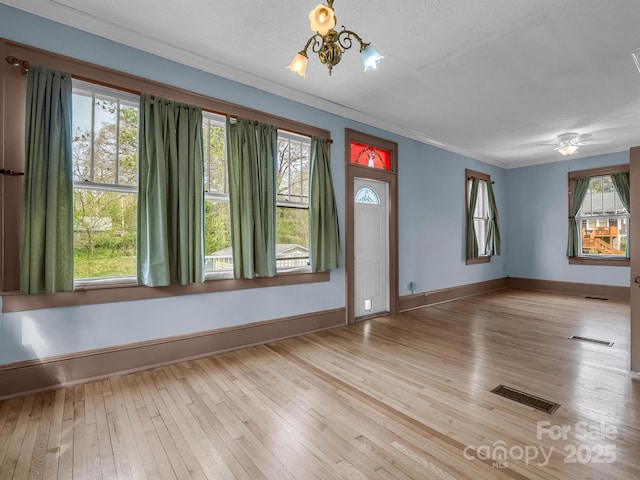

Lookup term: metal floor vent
[569,335,614,347]
[490,385,561,414]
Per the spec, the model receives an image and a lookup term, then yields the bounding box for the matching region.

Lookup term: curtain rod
[4,55,333,144]
[467,175,495,184]
[5,55,29,75]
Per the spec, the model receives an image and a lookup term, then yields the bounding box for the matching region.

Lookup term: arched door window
[355,186,380,205]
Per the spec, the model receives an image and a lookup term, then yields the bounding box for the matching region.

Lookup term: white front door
[354,178,389,318]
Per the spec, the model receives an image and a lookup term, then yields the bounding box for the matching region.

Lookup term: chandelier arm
[303,33,325,55]
[336,28,367,51]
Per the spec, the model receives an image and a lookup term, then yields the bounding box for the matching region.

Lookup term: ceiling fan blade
[536,143,559,146]
[580,139,611,145]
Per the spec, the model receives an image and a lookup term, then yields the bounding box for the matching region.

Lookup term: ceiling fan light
[309,4,336,35]
[558,144,578,156]
[287,52,308,77]
[361,44,383,71]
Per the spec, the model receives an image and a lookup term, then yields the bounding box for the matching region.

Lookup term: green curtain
[567,177,590,257]
[485,181,501,256]
[466,177,480,259]
[137,94,204,286]
[20,65,74,294]
[309,136,341,271]
[611,172,630,258]
[226,117,277,278]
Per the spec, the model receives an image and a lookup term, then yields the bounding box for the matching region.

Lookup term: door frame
[345,129,398,324]
[630,146,640,371]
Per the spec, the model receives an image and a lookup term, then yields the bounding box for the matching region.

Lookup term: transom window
[350,141,391,170]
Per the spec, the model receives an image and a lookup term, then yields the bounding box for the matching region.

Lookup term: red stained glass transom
[350,141,391,171]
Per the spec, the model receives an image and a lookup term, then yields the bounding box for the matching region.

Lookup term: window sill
[466,255,491,265]
[1,269,329,313]
[568,257,630,267]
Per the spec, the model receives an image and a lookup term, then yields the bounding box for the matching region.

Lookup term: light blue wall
[399,143,507,293]
[506,151,631,287]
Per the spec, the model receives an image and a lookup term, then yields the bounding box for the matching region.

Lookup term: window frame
[568,164,630,267]
[465,169,492,265]
[0,38,330,312]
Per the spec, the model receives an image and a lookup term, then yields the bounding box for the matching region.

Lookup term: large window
[72,81,139,282]
[1,40,331,309]
[276,131,311,270]
[577,175,628,257]
[71,97,313,280]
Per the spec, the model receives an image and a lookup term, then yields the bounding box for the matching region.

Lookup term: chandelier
[288,0,383,77]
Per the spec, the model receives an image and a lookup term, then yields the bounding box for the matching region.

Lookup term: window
[276,131,311,270]
[466,169,492,264]
[72,81,139,283]
[1,40,331,310]
[202,112,232,274]
[576,174,628,258]
[355,186,380,205]
[350,141,392,170]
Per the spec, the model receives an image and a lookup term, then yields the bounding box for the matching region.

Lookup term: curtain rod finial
[5,55,29,75]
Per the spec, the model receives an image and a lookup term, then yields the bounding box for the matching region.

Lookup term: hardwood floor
[0,288,638,479]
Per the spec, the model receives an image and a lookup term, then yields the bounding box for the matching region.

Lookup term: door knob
[635,276,640,285]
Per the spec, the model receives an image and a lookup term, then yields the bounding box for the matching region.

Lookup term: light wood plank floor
[1,289,639,479]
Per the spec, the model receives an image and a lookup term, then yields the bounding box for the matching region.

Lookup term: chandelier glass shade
[288,0,383,76]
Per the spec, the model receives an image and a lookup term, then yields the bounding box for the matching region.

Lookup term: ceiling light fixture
[288,0,383,77]
[556,132,581,156]
[558,144,579,156]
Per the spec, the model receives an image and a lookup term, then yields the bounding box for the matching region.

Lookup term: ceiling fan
[537,132,610,156]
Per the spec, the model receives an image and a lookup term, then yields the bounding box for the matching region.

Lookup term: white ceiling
[4,0,640,168]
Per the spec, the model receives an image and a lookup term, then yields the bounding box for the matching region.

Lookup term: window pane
[203,114,226,195]
[474,218,487,255]
[93,94,118,184]
[204,200,232,272]
[473,181,488,218]
[276,207,309,269]
[579,216,626,256]
[277,133,309,205]
[74,190,137,279]
[118,102,139,186]
[72,91,93,182]
[72,82,139,186]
